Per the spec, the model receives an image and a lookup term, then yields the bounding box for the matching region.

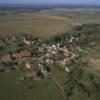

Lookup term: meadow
[0,70,66,100]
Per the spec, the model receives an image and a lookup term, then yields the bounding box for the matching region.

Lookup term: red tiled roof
[13,50,32,58]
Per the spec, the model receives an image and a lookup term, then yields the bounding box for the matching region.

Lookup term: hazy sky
[0,0,100,5]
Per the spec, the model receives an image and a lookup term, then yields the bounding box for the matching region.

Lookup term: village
[0,34,85,81]
[0,23,100,100]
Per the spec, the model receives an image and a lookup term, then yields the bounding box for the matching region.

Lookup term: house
[48,46,52,53]
[38,63,44,73]
[52,44,57,51]
[23,38,33,45]
[77,46,88,53]
[63,47,70,57]
[13,50,32,58]
[64,52,70,58]
[45,53,51,58]
[44,57,54,65]
[47,46,58,57]
[57,43,60,48]
[25,62,32,69]
[65,67,71,73]
[38,47,44,53]
[63,46,69,52]
[20,50,32,58]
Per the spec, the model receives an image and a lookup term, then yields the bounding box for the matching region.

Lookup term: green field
[0,70,65,100]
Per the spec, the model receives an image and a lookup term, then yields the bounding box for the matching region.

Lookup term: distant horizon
[0,3,100,5]
[0,0,100,6]
[0,4,100,8]
[0,3,100,6]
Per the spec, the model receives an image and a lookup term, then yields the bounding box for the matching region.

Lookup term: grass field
[0,70,65,100]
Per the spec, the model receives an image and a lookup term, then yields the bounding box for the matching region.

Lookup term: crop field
[38,8,100,25]
[0,8,100,38]
[0,12,72,38]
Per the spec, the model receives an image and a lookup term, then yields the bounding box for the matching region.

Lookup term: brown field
[38,8,100,25]
[88,59,100,71]
[0,13,72,38]
[0,8,100,38]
